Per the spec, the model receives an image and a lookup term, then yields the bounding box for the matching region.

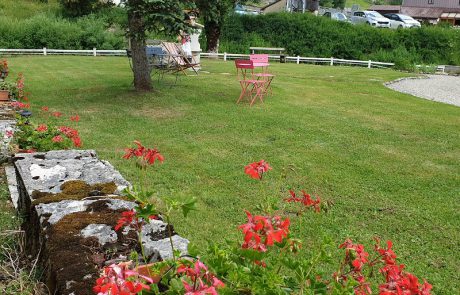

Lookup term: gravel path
[386,75,460,107]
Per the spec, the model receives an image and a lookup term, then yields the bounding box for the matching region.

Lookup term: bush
[220,13,460,68]
[0,13,125,49]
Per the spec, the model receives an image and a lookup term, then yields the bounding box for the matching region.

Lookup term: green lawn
[7,56,460,293]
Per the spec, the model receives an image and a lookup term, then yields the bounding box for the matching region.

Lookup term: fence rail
[0,48,395,69]
[201,52,395,69]
[0,48,126,56]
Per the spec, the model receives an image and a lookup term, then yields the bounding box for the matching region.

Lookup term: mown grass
[5,56,460,293]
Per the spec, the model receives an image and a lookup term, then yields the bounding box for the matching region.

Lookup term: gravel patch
[385,75,460,107]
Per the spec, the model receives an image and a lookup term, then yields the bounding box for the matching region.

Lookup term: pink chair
[234,60,266,106]
[249,54,269,67]
[250,54,275,96]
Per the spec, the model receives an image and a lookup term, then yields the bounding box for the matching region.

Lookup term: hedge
[0,14,125,50]
[218,13,460,68]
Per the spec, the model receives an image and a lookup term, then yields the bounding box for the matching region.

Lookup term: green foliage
[124,0,195,39]
[14,118,74,152]
[321,0,345,8]
[0,14,125,49]
[59,0,114,18]
[220,13,460,68]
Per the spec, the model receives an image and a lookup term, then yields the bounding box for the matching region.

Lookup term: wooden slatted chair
[250,54,275,96]
[235,60,266,106]
[161,42,199,75]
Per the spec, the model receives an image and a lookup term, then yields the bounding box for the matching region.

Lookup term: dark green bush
[220,13,460,67]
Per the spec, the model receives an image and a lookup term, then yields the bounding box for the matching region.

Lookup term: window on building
[428,0,433,4]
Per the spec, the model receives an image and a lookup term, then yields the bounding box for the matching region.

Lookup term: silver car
[383,13,421,29]
[323,12,349,22]
[351,11,391,28]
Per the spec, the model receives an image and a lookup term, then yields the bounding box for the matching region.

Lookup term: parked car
[383,13,421,29]
[351,11,391,28]
[323,12,349,22]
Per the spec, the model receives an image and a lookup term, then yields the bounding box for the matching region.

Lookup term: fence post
[296,55,300,64]
[368,60,372,69]
[93,48,97,57]
[43,47,47,56]
[330,57,334,66]
[224,52,227,62]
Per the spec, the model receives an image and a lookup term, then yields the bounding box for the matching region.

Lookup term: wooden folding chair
[250,54,275,96]
[161,42,199,75]
[235,60,266,106]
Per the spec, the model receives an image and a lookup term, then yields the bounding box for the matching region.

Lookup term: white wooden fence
[0,48,126,56]
[201,52,395,69]
[0,48,395,69]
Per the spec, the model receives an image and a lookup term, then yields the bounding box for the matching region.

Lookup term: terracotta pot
[0,90,9,101]
[136,263,166,284]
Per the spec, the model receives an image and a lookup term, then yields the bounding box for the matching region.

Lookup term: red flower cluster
[58,126,82,147]
[36,124,48,132]
[93,262,153,295]
[336,239,432,295]
[123,140,164,165]
[339,239,369,272]
[114,209,157,232]
[52,111,62,117]
[52,135,63,143]
[379,264,432,295]
[11,101,30,109]
[70,114,80,122]
[374,239,432,295]
[285,190,321,213]
[244,160,272,180]
[41,106,49,112]
[239,210,290,252]
[177,260,225,295]
[336,239,372,295]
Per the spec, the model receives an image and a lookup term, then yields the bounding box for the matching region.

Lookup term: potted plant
[0,81,16,101]
[0,60,9,80]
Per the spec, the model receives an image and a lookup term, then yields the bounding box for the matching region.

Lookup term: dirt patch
[31,180,118,205]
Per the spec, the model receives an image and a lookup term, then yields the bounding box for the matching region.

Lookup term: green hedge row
[219,13,460,68]
[0,13,125,50]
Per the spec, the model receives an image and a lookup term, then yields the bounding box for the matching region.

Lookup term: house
[260,0,319,14]
[371,0,460,25]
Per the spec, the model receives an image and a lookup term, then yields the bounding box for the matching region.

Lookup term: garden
[0,55,458,294]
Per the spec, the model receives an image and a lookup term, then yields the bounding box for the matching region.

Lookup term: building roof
[400,7,446,19]
[369,5,401,12]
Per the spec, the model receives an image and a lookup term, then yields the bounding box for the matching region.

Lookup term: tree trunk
[128,4,152,91]
[205,21,221,53]
[307,0,319,12]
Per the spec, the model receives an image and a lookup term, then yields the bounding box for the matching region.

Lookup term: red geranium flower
[239,210,290,252]
[41,106,49,112]
[244,160,272,180]
[70,114,80,122]
[72,136,82,148]
[36,124,48,132]
[52,111,62,117]
[52,135,63,143]
[114,210,136,231]
[123,140,164,166]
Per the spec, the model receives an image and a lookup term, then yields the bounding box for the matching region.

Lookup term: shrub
[220,13,460,68]
[0,13,125,49]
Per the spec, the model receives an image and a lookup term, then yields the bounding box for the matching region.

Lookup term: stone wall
[8,150,189,295]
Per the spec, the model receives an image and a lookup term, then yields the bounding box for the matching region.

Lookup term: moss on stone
[31,180,118,205]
